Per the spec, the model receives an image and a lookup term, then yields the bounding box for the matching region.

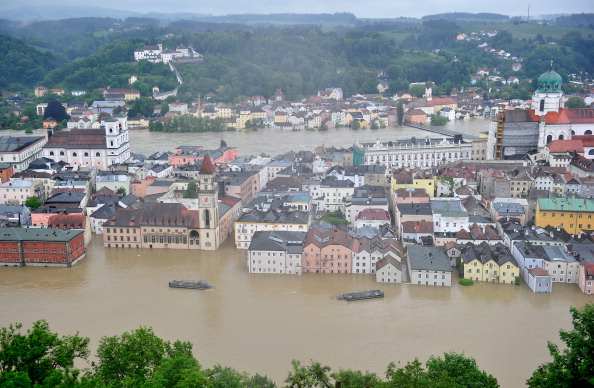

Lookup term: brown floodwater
[1,121,592,387]
[2,238,591,387]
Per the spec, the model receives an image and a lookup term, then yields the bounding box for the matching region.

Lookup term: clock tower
[197,154,220,250]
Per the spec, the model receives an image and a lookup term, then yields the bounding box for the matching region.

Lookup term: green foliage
[0,320,89,386]
[183,181,198,199]
[565,96,587,108]
[351,120,361,130]
[128,97,156,118]
[43,100,70,122]
[220,139,228,147]
[285,360,332,388]
[527,304,594,387]
[0,34,62,89]
[319,211,349,226]
[409,84,425,98]
[459,279,474,286]
[116,187,126,196]
[397,101,404,126]
[425,352,499,388]
[24,196,42,211]
[430,115,448,126]
[514,276,521,286]
[155,115,229,133]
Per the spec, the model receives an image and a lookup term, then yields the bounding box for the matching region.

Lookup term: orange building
[0,163,14,184]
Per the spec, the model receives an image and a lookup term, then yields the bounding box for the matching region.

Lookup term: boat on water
[169,280,214,290]
[336,289,384,301]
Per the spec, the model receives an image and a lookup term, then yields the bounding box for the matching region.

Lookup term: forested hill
[0,35,61,89]
[422,13,510,23]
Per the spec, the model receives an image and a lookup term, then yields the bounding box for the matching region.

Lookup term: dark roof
[199,154,216,174]
[0,136,45,152]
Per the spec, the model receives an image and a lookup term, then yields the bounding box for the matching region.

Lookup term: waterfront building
[43,114,131,170]
[247,231,306,275]
[578,263,594,294]
[527,267,553,293]
[234,209,309,249]
[354,136,471,169]
[353,236,400,275]
[460,242,519,284]
[375,256,402,283]
[0,227,85,267]
[302,225,354,274]
[406,245,452,286]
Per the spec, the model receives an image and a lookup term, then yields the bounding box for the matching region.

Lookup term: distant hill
[422,12,509,23]
[556,13,594,28]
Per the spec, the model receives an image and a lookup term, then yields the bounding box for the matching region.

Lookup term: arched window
[49,151,54,156]
[84,152,89,157]
[588,150,594,156]
[546,135,553,144]
[586,130,593,136]
[72,152,77,157]
[110,141,114,147]
[96,152,101,157]
[571,130,575,135]
[109,128,113,133]
[539,99,545,112]
[203,209,211,229]
[59,151,65,156]
[558,135,564,140]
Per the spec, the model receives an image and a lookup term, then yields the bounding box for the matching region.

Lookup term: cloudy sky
[3,0,594,18]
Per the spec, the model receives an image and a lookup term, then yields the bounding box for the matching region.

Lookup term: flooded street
[1,239,590,387]
[1,119,592,387]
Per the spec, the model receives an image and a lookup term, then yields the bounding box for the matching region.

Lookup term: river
[1,120,592,387]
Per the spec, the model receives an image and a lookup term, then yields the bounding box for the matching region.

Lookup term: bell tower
[197,154,220,250]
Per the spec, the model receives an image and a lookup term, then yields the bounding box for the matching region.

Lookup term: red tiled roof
[45,129,106,149]
[357,209,390,221]
[528,267,549,277]
[402,221,433,233]
[547,140,584,153]
[585,263,594,277]
[48,213,86,229]
[570,136,594,148]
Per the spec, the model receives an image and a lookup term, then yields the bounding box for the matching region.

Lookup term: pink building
[168,147,237,167]
[302,227,355,274]
[393,188,430,205]
[578,263,594,294]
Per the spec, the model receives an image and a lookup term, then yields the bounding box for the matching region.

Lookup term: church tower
[197,154,220,250]
[531,63,563,116]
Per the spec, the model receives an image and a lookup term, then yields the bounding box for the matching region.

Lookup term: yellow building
[461,243,519,284]
[536,198,594,235]
[391,171,435,197]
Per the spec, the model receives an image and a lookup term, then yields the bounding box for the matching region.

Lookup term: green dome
[536,69,563,93]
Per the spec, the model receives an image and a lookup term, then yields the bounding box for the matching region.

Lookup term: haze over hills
[1,0,592,22]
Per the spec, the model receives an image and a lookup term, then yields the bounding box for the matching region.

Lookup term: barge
[169,280,214,290]
[336,289,384,301]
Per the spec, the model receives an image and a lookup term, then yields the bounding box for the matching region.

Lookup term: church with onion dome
[486,65,594,160]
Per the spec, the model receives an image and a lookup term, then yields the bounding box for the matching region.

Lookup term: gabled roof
[199,154,216,175]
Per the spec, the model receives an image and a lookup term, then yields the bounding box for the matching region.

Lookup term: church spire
[199,154,216,175]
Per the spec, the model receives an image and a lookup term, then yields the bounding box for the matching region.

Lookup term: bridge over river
[404,122,480,139]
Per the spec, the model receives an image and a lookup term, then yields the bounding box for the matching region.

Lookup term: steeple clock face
[200,196,213,208]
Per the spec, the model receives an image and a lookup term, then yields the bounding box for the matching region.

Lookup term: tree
[565,96,587,108]
[426,352,499,388]
[0,320,89,386]
[220,139,227,147]
[351,120,361,130]
[409,85,425,98]
[43,100,69,122]
[93,327,196,386]
[431,115,448,126]
[116,187,126,196]
[527,304,594,387]
[397,101,404,126]
[285,360,333,388]
[183,181,198,199]
[24,196,42,211]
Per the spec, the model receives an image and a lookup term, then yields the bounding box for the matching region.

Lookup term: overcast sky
[3,0,593,18]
